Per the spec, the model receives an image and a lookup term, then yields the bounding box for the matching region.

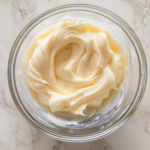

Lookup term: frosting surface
[27,19,123,115]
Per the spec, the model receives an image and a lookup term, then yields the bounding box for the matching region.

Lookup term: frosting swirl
[27,19,123,115]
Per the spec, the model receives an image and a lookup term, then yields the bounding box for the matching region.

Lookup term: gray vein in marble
[29,127,41,150]
[130,105,150,136]
[14,124,26,150]
[0,41,17,116]
[122,0,150,54]
[0,87,17,116]
[52,139,111,150]
[89,140,112,150]
[145,0,147,4]
[8,0,38,40]
[10,117,43,150]
[0,141,10,150]
[53,141,62,150]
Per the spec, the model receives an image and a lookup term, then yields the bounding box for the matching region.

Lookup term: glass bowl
[8,4,147,142]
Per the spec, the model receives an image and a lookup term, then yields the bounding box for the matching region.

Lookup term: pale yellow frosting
[27,19,123,115]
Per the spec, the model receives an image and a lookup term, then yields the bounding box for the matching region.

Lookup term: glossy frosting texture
[27,19,123,115]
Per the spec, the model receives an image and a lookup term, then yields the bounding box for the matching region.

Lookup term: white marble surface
[0,0,150,149]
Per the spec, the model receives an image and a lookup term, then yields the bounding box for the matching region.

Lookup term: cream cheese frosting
[26,19,124,116]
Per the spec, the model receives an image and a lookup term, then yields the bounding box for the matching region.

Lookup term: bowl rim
[7,4,148,142]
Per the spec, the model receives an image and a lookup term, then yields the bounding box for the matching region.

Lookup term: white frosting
[27,19,123,116]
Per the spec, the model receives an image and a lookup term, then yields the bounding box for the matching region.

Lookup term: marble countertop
[0,0,150,149]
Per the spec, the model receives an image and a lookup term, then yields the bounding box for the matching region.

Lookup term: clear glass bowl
[8,4,147,142]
